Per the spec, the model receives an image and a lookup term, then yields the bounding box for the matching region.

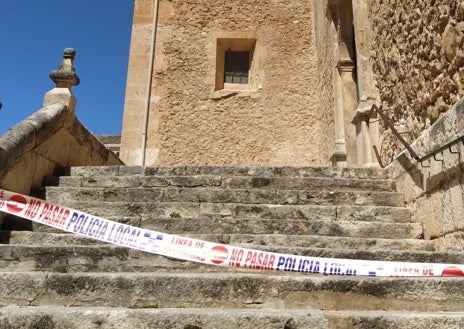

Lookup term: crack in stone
[28,273,49,306]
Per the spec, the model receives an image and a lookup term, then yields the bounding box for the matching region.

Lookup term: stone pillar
[329,5,346,167]
[331,63,348,167]
[332,60,358,167]
[351,0,380,167]
[352,98,379,167]
[43,48,80,112]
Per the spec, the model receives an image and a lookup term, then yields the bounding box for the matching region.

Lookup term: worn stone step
[0,230,99,246]
[219,234,432,251]
[1,244,461,273]
[44,175,396,192]
[324,310,464,329]
[31,213,421,239]
[28,211,414,242]
[39,200,410,223]
[43,186,404,207]
[67,165,391,180]
[1,272,463,312]
[1,307,463,329]
[0,230,433,251]
[0,306,329,329]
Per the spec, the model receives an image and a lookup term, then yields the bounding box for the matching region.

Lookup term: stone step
[0,306,329,329]
[31,214,421,239]
[1,244,461,273]
[0,230,433,251]
[67,165,391,180]
[43,186,404,207]
[3,307,462,329]
[28,212,415,242]
[325,310,464,329]
[1,272,463,312]
[44,175,396,192]
[0,230,99,246]
[39,200,411,223]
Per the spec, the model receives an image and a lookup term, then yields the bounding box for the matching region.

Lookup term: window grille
[224,51,250,84]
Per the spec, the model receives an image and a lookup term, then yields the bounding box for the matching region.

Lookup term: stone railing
[0,49,123,219]
[387,97,464,251]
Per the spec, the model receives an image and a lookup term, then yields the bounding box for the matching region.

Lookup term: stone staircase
[1,166,463,328]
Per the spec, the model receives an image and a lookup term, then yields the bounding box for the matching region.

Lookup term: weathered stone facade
[119,1,464,248]
[369,0,464,163]
[120,0,334,166]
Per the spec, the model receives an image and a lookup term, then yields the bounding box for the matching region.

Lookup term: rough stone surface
[44,186,404,207]
[1,271,463,311]
[326,310,464,329]
[368,0,464,163]
[1,307,463,329]
[0,307,331,329]
[45,174,397,192]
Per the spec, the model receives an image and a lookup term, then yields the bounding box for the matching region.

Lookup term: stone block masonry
[369,0,464,163]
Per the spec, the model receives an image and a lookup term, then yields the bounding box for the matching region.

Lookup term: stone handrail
[370,104,420,161]
[0,102,123,194]
[418,134,464,164]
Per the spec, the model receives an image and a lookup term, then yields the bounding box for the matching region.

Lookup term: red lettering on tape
[24,199,41,219]
[228,248,244,267]
[37,203,69,228]
[244,250,275,270]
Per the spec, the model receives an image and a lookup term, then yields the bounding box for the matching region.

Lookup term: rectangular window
[215,38,256,91]
[224,51,250,84]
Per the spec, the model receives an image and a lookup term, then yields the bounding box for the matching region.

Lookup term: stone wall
[368,0,464,164]
[387,98,464,250]
[120,0,334,167]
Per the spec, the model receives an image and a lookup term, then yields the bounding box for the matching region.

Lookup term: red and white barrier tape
[0,188,463,277]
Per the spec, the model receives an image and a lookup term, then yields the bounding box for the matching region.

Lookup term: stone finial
[49,48,80,88]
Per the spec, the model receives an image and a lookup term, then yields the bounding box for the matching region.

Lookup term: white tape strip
[0,188,463,277]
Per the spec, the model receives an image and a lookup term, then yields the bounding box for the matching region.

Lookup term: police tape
[0,188,463,277]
